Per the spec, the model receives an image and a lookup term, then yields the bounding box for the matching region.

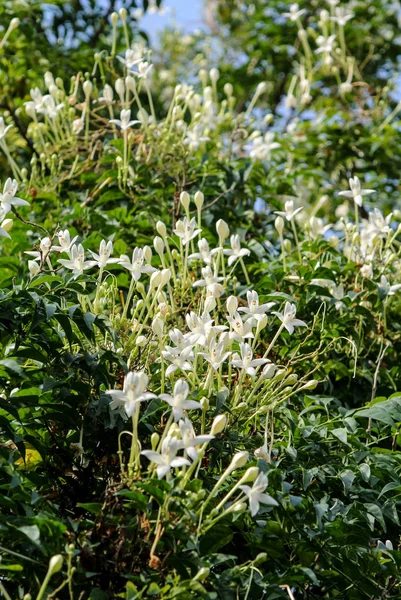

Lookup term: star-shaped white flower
[0,178,30,214]
[107,371,156,418]
[223,235,251,266]
[109,108,140,131]
[338,176,375,207]
[119,247,157,281]
[272,301,307,334]
[160,379,202,421]
[58,244,96,278]
[88,240,120,268]
[141,435,190,479]
[239,471,278,516]
[231,342,269,377]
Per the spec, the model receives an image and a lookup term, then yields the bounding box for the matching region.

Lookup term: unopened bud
[204,295,216,313]
[224,83,233,97]
[194,190,204,210]
[216,219,230,241]
[210,414,227,435]
[180,191,190,212]
[151,432,160,450]
[275,216,284,237]
[156,221,167,238]
[1,218,13,232]
[229,450,249,471]
[111,11,119,25]
[303,379,319,390]
[209,68,220,83]
[226,295,238,316]
[241,466,259,483]
[49,554,63,575]
[83,80,93,98]
[119,7,127,21]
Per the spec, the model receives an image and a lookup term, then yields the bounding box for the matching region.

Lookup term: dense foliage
[1,1,401,598]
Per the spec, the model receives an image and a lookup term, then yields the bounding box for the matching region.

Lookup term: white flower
[141,435,190,479]
[0,117,13,140]
[185,311,221,346]
[231,343,269,377]
[38,95,64,119]
[117,47,145,69]
[109,108,140,131]
[331,7,354,26]
[107,371,156,418]
[338,176,375,207]
[275,200,303,221]
[174,217,202,246]
[199,336,231,370]
[133,61,153,79]
[223,235,251,266]
[315,35,336,55]
[239,471,278,516]
[360,264,373,279]
[284,3,306,21]
[227,311,254,341]
[88,240,120,268]
[249,132,281,161]
[365,208,392,239]
[177,418,214,461]
[25,236,52,262]
[160,379,202,421]
[272,301,307,334]
[28,260,41,277]
[58,244,96,278]
[119,247,157,281]
[238,291,276,322]
[0,178,30,214]
[168,328,189,351]
[51,230,78,253]
[188,238,217,264]
[162,346,194,377]
[193,266,225,297]
[183,124,210,151]
[379,276,401,296]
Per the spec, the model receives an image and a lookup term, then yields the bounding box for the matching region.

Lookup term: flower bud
[1,218,13,233]
[119,7,127,20]
[229,450,249,471]
[226,295,238,316]
[111,11,119,25]
[194,190,204,210]
[180,191,190,212]
[83,80,93,98]
[230,501,247,513]
[49,554,63,575]
[241,466,259,483]
[160,268,171,286]
[210,414,227,435]
[274,368,287,381]
[136,335,147,347]
[153,236,164,255]
[275,216,284,237]
[256,82,268,94]
[216,219,230,241]
[264,113,274,125]
[28,260,40,277]
[143,245,152,263]
[286,374,298,385]
[303,380,319,390]
[254,552,268,565]
[156,221,167,238]
[199,68,208,87]
[224,83,233,97]
[9,17,20,30]
[152,317,164,338]
[200,397,209,410]
[150,271,162,289]
[283,239,292,253]
[261,362,276,380]
[360,264,372,279]
[209,68,220,83]
[115,78,125,102]
[233,401,247,411]
[151,432,160,450]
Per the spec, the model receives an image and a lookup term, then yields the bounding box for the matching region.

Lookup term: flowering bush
[1,2,401,599]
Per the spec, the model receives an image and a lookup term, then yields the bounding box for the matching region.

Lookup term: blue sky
[140,0,203,40]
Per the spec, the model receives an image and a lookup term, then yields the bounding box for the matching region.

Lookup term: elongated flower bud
[229,451,249,471]
[49,554,63,575]
[194,191,204,210]
[156,221,167,238]
[210,414,227,435]
[180,191,190,212]
[275,216,284,237]
[216,219,229,241]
